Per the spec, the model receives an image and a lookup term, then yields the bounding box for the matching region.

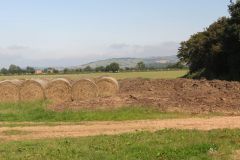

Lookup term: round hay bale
[20,79,47,101]
[45,78,72,104]
[96,77,119,97]
[72,79,98,101]
[0,79,22,103]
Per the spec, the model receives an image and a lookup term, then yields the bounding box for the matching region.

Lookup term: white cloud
[109,44,129,49]
[107,42,179,58]
[0,42,179,68]
[7,45,29,50]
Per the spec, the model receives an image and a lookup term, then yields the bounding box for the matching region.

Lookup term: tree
[0,68,8,75]
[178,31,209,74]
[75,68,82,72]
[83,66,93,72]
[166,62,186,69]
[108,62,120,73]
[105,65,111,72]
[8,64,22,74]
[136,61,146,70]
[177,1,240,80]
[125,67,130,71]
[26,66,35,74]
[53,69,59,74]
[224,1,240,79]
[95,66,105,72]
[44,67,55,74]
[63,68,69,74]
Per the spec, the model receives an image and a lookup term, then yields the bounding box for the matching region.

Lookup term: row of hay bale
[0,77,119,104]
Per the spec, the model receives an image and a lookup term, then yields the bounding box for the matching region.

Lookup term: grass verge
[0,129,239,159]
[0,101,196,122]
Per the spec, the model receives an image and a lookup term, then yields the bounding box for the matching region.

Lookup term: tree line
[0,64,60,75]
[0,61,186,75]
[1,65,35,75]
[178,1,240,80]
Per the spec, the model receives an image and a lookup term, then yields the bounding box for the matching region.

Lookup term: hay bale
[20,79,47,101]
[96,77,119,97]
[45,78,72,104]
[72,79,98,101]
[0,79,22,102]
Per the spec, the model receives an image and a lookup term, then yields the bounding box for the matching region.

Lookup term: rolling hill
[76,56,178,69]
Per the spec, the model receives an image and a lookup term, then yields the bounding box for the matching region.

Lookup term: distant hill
[75,56,178,69]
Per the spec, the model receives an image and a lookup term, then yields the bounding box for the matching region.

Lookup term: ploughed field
[0,76,240,114]
[58,78,240,114]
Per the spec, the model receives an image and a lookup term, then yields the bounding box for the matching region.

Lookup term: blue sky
[0,0,231,67]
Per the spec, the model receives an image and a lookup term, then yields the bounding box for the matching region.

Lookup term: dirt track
[1,116,240,141]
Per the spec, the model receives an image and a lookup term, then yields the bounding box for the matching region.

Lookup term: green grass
[0,129,240,159]
[0,70,188,80]
[0,101,192,122]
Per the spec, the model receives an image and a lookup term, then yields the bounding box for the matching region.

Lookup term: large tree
[178,1,240,80]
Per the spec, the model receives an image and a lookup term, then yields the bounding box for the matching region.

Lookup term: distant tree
[75,68,82,72]
[136,61,146,70]
[166,62,187,69]
[63,68,70,74]
[105,65,111,72]
[84,66,93,72]
[0,68,8,75]
[8,64,22,74]
[125,67,130,71]
[26,66,35,74]
[95,66,105,72]
[108,62,120,73]
[43,68,48,73]
[53,69,59,74]
[43,67,57,74]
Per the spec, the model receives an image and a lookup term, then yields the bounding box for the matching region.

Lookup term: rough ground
[233,150,240,160]
[51,78,240,114]
[1,116,240,141]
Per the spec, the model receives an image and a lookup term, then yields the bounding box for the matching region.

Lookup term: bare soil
[1,116,240,141]
[233,150,240,160]
[50,78,240,114]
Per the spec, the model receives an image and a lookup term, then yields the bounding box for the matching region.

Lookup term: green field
[0,101,195,123]
[0,69,234,160]
[0,129,239,160]
[0,70,188,80]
